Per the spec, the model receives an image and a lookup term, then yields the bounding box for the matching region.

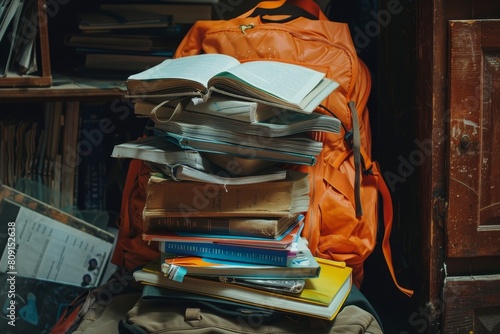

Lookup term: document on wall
[0,185,115,287]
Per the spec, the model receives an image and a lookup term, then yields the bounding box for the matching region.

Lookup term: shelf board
[0,74,128,102]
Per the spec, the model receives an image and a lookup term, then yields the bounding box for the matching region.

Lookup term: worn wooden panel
[447,20,500,258]
[443,275,500,333]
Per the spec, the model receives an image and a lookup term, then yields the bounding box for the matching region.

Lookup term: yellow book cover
[134,257,352,320]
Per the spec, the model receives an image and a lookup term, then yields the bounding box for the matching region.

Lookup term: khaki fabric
[72,292,141,334]
[125,298,383,334]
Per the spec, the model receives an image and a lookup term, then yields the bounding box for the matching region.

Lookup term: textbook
[143,215,303,250]
[157,130,320,165]
[147,163,289,185]
[133,95,281,123]
[133,257,352,320]
[157,236,320,279]
[110,136,214,172]
[159,238,297,267]
[125,53,339,114]
[143,213,301,239]
[143,171,310,218]
[150,98,342,137]
[151,109,324,156]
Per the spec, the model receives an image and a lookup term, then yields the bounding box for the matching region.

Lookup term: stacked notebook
[112,53,352,321]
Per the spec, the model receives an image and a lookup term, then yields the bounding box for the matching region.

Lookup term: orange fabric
[114,0,412,296]
[111,158,160,272]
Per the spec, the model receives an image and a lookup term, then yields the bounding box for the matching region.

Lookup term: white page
[214,60,325,104]
[128,53,241,88]
[0,200,113,287]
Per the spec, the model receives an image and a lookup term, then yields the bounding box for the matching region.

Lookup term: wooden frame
[0,0,52,87]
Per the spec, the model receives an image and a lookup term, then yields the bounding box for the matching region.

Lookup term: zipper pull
[239,23,255,34]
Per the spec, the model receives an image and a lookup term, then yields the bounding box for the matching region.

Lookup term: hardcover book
[125,53,339,114]
[159,238,297,267]
[133,257,352,320]
[158,236,321,279]
[142,170,310,218]
[143,213,301,239]
[143,216,303,250]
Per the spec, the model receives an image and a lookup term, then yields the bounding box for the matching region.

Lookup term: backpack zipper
[239,23,255,34]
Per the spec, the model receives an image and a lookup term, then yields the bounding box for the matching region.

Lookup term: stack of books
[113,53,352,321]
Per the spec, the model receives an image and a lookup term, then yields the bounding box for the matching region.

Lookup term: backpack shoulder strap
[239,0,329,20]
[376,165,414,297]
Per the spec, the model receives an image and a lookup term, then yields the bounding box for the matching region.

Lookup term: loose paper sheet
[0,200,113,287]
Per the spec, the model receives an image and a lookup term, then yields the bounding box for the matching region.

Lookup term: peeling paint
[463,119,479,135]
[451,125,461,138]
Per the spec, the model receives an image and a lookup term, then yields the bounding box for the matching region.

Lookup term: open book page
[208,60,325,105]
[127,53,241,93]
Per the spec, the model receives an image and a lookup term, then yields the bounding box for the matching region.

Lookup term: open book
[125,53,339,114]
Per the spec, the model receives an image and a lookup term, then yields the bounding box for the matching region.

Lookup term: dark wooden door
[444,19,500,333]
[447,19,500,258]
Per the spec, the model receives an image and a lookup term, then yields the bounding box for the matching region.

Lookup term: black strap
[248,3,318,22]
[348,101,363,217]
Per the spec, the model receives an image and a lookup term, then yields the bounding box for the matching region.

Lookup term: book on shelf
[99,2,213,25]
[60,101,80,210]
[143,212,301,239]
[75,103,115,212]
[65,33,177,53]
[157,235,322,280]
[159,237,298,267]
[125,53,339,114]
[133,94,282,123]
[0,0,39,77]
[133,256,352,320]
[143,170,310,218]
[78,9,173,31]
[143,215,303,250]
[110,136,214,172]
[84,52,170,73]
[149,98,341,137]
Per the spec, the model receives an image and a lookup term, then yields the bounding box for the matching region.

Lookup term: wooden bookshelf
[0,76,127,102]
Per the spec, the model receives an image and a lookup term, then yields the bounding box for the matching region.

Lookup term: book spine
[159,241,291,266]
[144,216,279,238]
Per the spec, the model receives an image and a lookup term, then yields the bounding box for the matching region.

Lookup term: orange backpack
[112,0,413,297]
